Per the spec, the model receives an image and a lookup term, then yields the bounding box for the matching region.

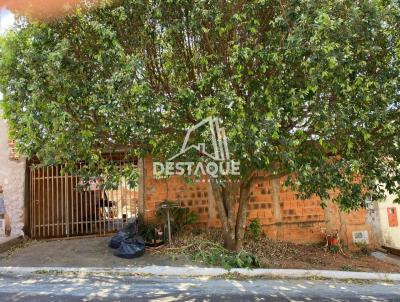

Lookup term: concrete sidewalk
[1,265,400,281]
[0,236,198,267]
[1,237,399,282]
[372,251,400,267]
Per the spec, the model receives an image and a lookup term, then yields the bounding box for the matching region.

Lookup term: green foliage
[156,200,198,235]
[340,265,355,271]
[329,245,339,253]
[138,222,156,243]
[355,242,371,256]
[0,0,400,211]
[137,213,158,242]
[193,241,259,269]
[247,218,262,240]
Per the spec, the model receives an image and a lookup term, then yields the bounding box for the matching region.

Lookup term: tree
[1,0,399,250]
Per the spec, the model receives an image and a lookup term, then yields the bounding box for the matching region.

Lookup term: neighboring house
[371,194,400,250]
[0,118,385,250]
[0,118,26,243]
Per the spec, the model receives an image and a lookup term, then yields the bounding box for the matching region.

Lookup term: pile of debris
[155,229,323,267]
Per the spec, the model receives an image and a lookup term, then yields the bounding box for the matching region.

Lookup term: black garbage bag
[122,219,139,236]
[109,230,129,249]
[114,236,145,259]
[108,220,139,249]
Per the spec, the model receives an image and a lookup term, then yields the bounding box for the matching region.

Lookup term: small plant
[138,223,156,242]
[341,265,354,271]
[137,213,157,242]
[329,245,339,253]
[192,240,259,269]
[156,200,198,235]
[247,218,262,239]
[355,242,370,255]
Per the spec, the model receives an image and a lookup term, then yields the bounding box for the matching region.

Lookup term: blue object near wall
[0,198,5,215]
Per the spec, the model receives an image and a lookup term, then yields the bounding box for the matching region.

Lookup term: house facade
[371,194,400,249]
[1,118,399,250]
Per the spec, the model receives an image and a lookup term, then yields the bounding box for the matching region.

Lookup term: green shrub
[247,218,262,239]
[137,213,158,242]
[329,245,339,253]
[355,242,370,255]
[192,241,259,270]
[156,200,198,235]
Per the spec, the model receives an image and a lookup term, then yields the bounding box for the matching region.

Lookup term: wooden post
[138,158,146,215]
[167,208,172,247]
[207,180,216,227]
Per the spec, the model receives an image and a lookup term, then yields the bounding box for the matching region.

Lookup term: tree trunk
[210,174,253,251]
[223,230,237,251]
[235,179,252,250]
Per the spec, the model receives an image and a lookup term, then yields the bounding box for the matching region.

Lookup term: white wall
[374,194,400,249]
[0,118,25,241]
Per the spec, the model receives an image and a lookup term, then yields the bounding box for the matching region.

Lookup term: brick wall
[8,139,20,161]
[142,158,376,248]
[143,168,211,227]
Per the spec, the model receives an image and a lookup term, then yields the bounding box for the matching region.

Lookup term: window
[387,207,398,227]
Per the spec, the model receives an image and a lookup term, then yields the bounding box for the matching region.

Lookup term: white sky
[0,8,14,101]
[0,8,15,34]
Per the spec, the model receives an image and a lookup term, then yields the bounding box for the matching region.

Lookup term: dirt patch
[245,236,400,273]
[156,230,400,273]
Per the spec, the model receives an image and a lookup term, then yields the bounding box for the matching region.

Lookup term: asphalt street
[0,272,399,301]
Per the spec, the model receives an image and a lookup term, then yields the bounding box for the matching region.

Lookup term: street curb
[1,266,400,281]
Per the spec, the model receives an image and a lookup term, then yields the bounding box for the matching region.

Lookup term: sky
[0,8,14,34]
[0,8,14,100]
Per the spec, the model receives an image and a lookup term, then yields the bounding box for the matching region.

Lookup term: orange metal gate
[29,160,139,239]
